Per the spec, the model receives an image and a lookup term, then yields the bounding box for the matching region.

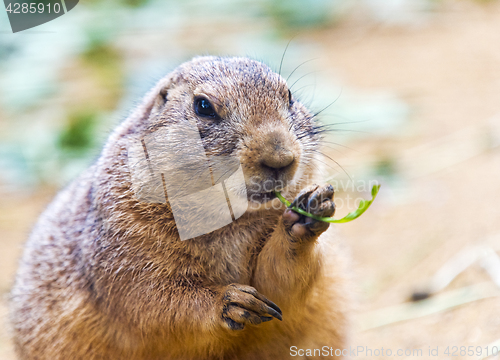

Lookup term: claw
[290,185,319,209]
[285,183,336,239]
[221,284,283,329]
[239,286,283,316]
[307,184,334,213]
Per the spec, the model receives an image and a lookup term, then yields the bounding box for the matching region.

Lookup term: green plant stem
[274,184,380,224]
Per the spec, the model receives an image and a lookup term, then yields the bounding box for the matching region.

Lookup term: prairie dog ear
[150,86,169,117]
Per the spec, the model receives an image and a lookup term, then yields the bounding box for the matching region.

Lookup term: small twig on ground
[357,282,500,332]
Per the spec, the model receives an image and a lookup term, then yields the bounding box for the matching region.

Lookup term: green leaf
[274,184,380,224]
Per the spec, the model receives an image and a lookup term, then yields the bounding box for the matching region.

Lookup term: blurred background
[1,0,500,358]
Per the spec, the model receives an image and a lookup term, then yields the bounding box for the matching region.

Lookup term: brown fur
[9,56,351,360]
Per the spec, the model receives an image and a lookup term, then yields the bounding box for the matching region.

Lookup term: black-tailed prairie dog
[10,56,351,360]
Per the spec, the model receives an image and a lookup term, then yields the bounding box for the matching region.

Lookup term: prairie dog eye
[194,97,218,119]
[288,89,293,107]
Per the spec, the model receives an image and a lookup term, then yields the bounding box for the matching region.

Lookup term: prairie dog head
[127,56,322,212]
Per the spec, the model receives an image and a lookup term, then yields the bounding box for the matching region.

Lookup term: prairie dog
[9,56,351,360]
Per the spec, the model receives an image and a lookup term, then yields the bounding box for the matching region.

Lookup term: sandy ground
[2,1,500,359]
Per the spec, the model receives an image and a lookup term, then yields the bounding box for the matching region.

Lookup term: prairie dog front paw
[282,184,335,240]
[220,284,282,330]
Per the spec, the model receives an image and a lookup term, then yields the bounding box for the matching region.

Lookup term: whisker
[291,83,316,95]
[279,38,294,77]
[286,58,318,83]
[308,149,353,181]
[318,144,345,155]
[315,115,371,125]
[313,87,344,117]
[289,71,319,92]
[302,154,342,177]
[317,127,368,134]
[320,140,358,152]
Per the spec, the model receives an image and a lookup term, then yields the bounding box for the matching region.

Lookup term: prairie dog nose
[261,147,294,170]
[260,131,295,170]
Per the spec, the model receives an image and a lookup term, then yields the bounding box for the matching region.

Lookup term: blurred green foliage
[374,158,398,179]
[0,0,423,190]
[58,110,98,153]
[80,40,124,110]
[121,0,151,7]
[85,0,151,7]
[266,0,346,29]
